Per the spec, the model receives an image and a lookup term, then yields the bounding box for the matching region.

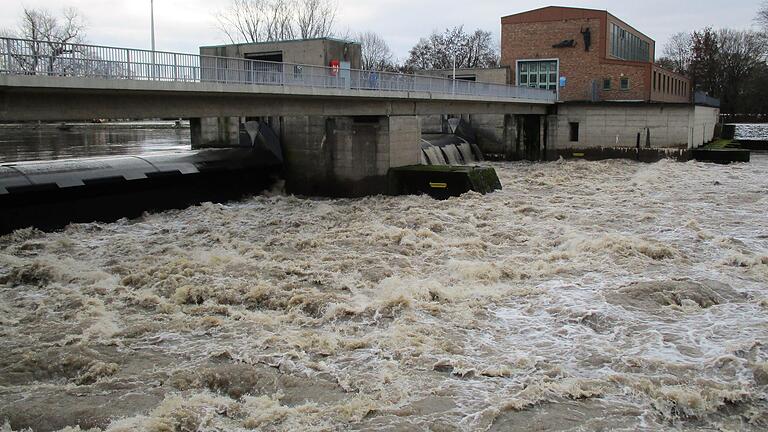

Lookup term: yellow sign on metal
[429,182,448,189]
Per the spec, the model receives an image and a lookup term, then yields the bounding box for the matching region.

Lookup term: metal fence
[0,37,556,103]
[694,91,721,108]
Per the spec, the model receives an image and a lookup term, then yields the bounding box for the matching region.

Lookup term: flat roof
[200,37,359,49]
[501,6,654,45]
[501,5,606,20]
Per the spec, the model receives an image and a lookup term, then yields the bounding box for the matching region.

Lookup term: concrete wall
[470,114,509,153]
[281,115,421,197]
[200,38,361,68]
[417,67,510,84]
[690,106,720,148]
[550,103,719,150]
[190,117,240,148]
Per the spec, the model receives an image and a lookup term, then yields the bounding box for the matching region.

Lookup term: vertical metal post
[173,53,178,81]
[4,39,12,73]
[151,0,156,80]
[126,49,132,79]
[452,54,456,95]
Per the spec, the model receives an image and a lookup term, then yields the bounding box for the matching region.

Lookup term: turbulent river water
[1,155,767,431]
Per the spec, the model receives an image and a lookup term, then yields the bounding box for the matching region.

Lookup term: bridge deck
[0,37,555,120]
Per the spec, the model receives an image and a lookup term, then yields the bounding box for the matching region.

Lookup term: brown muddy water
[1,156,767,431]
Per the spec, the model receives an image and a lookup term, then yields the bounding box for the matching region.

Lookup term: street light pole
[151,0,156,52]
[151,0,156,79]
[452,53,456,95]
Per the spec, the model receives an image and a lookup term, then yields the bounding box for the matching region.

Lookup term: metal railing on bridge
[694,91,721,108]
[0,37,556,103]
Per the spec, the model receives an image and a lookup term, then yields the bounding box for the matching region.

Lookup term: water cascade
[421,144,448,165]
[420,134,482,166]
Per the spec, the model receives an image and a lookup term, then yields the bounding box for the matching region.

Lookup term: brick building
[489,6,719,154]
[501,6,690,104]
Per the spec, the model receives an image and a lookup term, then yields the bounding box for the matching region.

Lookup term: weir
[0,36,553,200]
[0,147,282,233]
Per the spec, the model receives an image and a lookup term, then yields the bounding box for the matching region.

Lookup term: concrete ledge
[735,140,768,151]
[0,75,553,105]
[388,165,502,199]
[692,148,751,164]
[555,147,692,162]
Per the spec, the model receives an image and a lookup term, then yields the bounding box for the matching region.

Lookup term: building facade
[501,6,690,104]
[200,38,361,69]
[496,6,718,153]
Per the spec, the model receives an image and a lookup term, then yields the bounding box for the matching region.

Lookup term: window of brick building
[610,23,650,62]
[620,77,629,90]
[569,122,579,142]
[603,78,612,91]
[518,60,558,90]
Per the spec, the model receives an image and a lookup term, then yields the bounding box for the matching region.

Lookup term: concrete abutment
[193,114,421,197]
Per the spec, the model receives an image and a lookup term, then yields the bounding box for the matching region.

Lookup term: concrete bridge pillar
[190,117,241,148]
[282,115,421,197]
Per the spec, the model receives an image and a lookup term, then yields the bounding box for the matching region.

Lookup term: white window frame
[515,58,560,100]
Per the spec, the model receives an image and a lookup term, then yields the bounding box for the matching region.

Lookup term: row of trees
[2,3,501,77]
[657,3,768,114]
[1,7,93,75]
[215,0,500,72]
[404,26,499,70]
[357,26,500,72]
[215,0,338,43]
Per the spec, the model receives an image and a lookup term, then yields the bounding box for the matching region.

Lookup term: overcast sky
[1,1,763,60]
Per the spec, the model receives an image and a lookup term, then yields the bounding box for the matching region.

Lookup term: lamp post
[452,53,456,95]
[151,0,156,52]
[151,0,156,79]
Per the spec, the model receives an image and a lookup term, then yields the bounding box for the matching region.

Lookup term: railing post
[173,53,178,81]
[3,39,11,73]
[126,49,131,79]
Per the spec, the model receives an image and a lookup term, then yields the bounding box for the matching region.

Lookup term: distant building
[199,38,361,69]
[501,6,691,104]
[417,67,511,85]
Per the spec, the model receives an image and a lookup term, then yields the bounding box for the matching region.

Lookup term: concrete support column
[502,114,518,160]
[282,115,421,197]
[545,114,559,160]
[539,115,547,161]
[515,114,526,161]
[190,116,241,149]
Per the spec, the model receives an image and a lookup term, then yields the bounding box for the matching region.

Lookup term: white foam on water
[1,155,768,431]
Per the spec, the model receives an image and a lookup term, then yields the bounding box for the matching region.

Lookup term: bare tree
[216,0,337,43]
[757,1,768,31]
[295,0,337,39]
[717,28,767,110]
[357,31,393,70]
[2,7,88,74]
[264,0,295,41]
[661,32,693,74]
[405,26,499,70]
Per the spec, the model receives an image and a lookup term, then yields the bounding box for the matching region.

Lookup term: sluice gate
[0,147,282,234]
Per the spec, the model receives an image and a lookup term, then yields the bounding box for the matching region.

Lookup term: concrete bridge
[0,37,556,196]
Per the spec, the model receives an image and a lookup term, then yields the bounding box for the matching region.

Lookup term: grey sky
[1,1,763,60]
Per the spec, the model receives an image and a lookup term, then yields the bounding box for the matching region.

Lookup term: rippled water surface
[1,156,767,431]
[0,123,190,163]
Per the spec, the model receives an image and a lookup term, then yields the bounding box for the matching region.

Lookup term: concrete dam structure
[0,144,282,233]
[0,36,555,201]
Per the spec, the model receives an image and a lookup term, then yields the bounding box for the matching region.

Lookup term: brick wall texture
[500,7,690,104]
